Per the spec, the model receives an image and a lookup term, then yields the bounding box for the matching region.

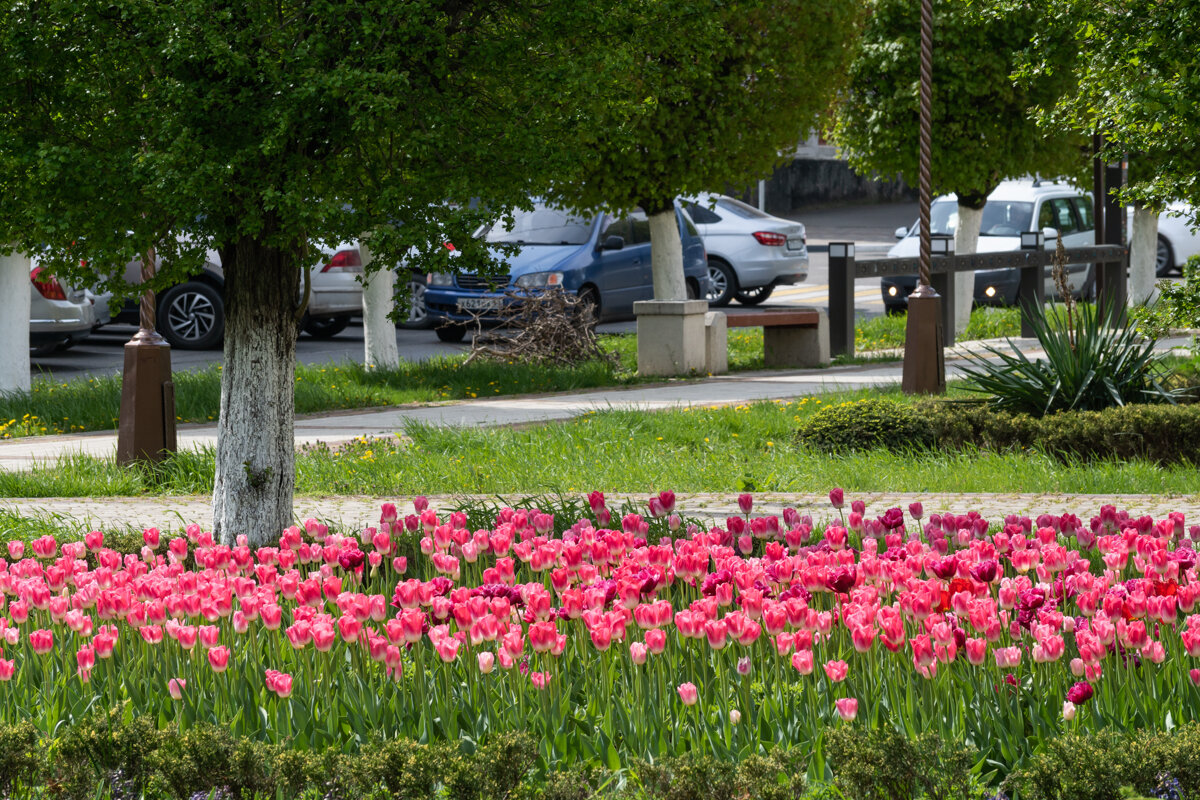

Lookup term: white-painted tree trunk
[953,204,983,335]
[212,233,300,547]
[648,208,687,300]
[360,241,399,370]
[0,249,31,396]
[1129,204,1159,307]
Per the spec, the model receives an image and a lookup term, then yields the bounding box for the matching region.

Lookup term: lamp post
[901,0,946,394]
[116,245,177,464]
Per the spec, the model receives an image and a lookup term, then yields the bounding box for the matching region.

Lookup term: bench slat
[723,310,820,328]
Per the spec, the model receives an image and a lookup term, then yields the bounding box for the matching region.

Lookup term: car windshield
[928,200,1035,237]
[485,206,595,245]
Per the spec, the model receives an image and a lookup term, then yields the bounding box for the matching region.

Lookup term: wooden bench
[704,308,830,372]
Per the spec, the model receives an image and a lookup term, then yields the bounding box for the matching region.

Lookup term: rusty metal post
[117,246,177,464]
[902,0,945,394]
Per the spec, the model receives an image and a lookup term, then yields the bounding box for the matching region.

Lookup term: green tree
[554,0,861,303]
[831,0,1083,331]
[0,0,613,544]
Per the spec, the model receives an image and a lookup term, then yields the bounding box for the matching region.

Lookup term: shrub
[628,751,805,800]
[0,722,39,793]
[959,290,1181,416]
[825,728,981,800]
[795,398,935,452]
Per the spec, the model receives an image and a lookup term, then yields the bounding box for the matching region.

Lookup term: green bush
[1006,723,1200,800]
[629,750,806,800]
[824,728,980,800]
[924,399,1200,464]
[0,721,39,793]
[795,398,935,453]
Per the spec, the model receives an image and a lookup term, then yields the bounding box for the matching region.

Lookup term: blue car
[424,202,710,342]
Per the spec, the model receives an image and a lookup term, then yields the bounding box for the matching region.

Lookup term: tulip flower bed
[2,491,1200,791]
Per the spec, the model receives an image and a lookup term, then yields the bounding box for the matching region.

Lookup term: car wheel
[686,279,700,300]
[435,324,467,343]
[706,259,737,306]
[398,277,432,329]
[302,315,350,339]
[576,286,601,327]
[30,339,68,357]
[1156,236,1174,277]
[734,284,774,305]
[158,281,224,349]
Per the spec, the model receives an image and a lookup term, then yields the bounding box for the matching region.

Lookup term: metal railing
[826,241,1128,358]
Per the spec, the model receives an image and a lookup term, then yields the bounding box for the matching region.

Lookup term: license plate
[457,297,503,311]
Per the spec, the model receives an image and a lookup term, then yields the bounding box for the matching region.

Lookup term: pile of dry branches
[462,288,618,367]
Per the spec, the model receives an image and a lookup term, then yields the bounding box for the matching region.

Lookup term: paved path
[5,492,1200,536]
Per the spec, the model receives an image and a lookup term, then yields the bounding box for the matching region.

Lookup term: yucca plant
[959,246,1182,417]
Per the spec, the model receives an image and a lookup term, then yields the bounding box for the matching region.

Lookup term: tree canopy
[1010,0,1200,219]
[831,0,1085,208]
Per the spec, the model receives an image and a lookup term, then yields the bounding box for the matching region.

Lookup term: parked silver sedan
[29,264,110,355]
[683,194,809,306]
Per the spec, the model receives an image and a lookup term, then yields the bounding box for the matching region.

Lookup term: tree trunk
[212,233,301,547]
[648,207,687,300]
[0,249,30,395]
[360,240,399,370]
[953,203,983,335]
[1129,203,1159,307]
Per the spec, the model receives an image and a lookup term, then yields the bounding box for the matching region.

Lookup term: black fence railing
[827,242,1128,358]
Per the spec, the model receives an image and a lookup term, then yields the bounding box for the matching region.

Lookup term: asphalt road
[29,202,919,380]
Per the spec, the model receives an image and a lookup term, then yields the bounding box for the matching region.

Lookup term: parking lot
[29,202,906,380]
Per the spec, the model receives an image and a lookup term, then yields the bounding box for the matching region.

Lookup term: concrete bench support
[704,311,727,375]
[633,299,708,376]
[725,307,831,369]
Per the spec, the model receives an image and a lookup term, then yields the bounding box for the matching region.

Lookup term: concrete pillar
[633,299,708,376]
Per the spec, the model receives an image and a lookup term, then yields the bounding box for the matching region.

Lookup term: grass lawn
[4,384,1198,499]
[0,308,1029,440]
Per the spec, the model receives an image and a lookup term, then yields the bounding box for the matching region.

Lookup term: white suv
[881,179,1095,312]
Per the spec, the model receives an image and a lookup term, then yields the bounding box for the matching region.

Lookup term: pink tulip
[0,659,14,681]
[645,629,667,654]
[84,530,104,551]
[677,682,699,706]
[1190,669,1200,686]
[823,660,849,683]
[6,540,25,559]
[168,678,187,700]
[630,642,648,665]
[76,645,95,673]
[736,656,752,676]
[835,698,858,722]
[207,645,230,673]
[435,636,461,663]
[791,651,814,675]
[477,651,495,674]
[29,629,53,655]
[312,623,336,652]
[31,535,56,558]
[143,527,160,548]
[199,625,220,649]
[829,488,845,509]
[1062,700,1076,721]
[737,494,753,515]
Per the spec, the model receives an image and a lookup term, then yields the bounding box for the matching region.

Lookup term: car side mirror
[894,226,909,240]
[600,235,625,251]
[1042,227,1059,241]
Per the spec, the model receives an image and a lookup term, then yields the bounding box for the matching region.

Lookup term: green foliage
[1012,0,1200,213]
[0,721,39,793]
[1133,255,1200,341]
[629,750,806,800]
[959,299,1182,416]
[559,0,861,215]
[825,729,981,800]
[795,398,935,452]
[0,717,540,800]
[832,0,1083,206]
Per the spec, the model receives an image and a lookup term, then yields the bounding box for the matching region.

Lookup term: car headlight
[427,272,454,287]
[514,272,564,289]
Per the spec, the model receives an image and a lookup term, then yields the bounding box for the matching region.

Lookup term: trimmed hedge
[795,397,1200,464]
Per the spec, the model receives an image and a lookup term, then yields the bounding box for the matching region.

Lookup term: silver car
[684,194,809,306]
[29,264,109,355]
[114,244,365,349]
